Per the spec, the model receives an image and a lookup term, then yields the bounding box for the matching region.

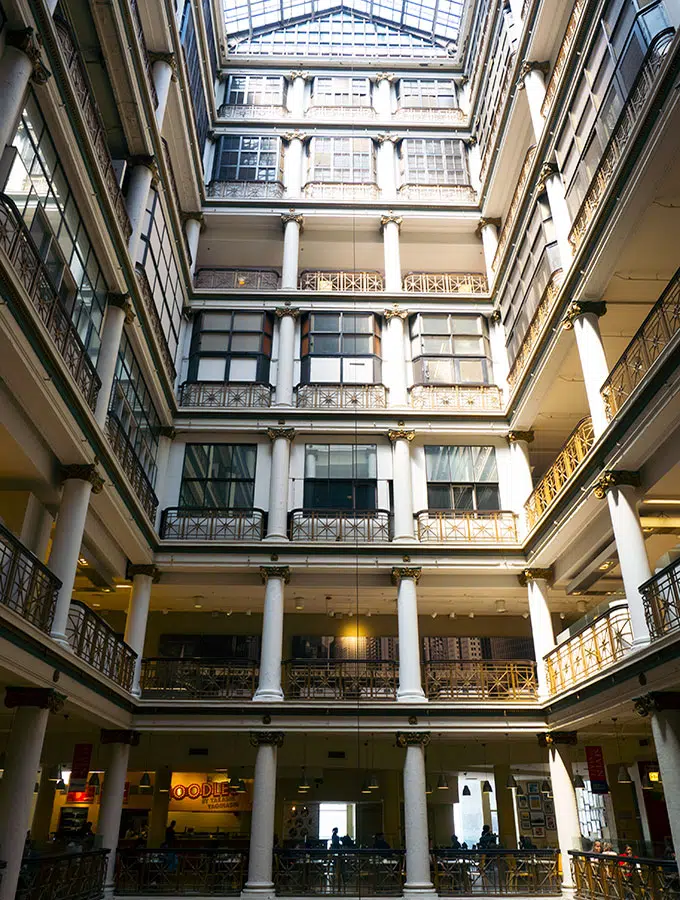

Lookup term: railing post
[243,732,285,899]
[254,567,289,702]
[539,732,581,890]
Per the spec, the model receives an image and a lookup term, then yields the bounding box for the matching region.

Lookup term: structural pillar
[507,431,535,522]
[286,71,308,116]
[494,765,519,848]
[539,732,581,888]
[242,732,285,899]
[384,307,409,407]
[519,568,555,699]
[563,301,610,437]
[265,428,295,540]
[518,61,549,140]
[274,307,300,407]
[183,213,204,278]
[124,564,160,696]
[19,493,53,562]
[48,465,104,647]
[147,766,172,847]
[280,213,303,291]
[373,72,394,118]
[593,471,651,645]
[392,568,426,702]
[476,217,501,287]
[375,135,399,200]
[125,156,157,262]
[538,162,573,272]
[94,293,135,427]
[396,732,436,899]
[381,213,403,293]
[488,310,509,394]
[98,730,140,896]
[0,688,64,900]
[149,52,176,126]
[154,427,176,531]
[388,429,416,541]
[0,30,49,154]
[282,132,306,198]
[253,567,289,702]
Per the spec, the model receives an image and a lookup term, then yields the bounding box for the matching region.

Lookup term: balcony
[640,556,680,640]
[492,146,537,273]
[601,267,680,420]
[194,268,280,290]
[289,509,392,543]
[206,181,285,200]
[307,105,377,121]
[570,851,679,900]
[179,382,273,409]
[544,602,633,696]
[0,194,101,411]
[18,850,109,900]
[275,850,404,897]
[299,271,384,292]
[302,182,381,201]
[0,523,59,634]
[218,103,288,119]
[295,384,387,409]
[135,265,177,381]
[524,417,594,530]
[424,660,538,702]
[409,385,503,411]
[435,850,560,895]
[160,508,266,541]
[140,658,258,700]
[116,849,245,896]
[541,0,586,118]
[397,184,477,203]
[105,414,159,520]
[416,510,518,543]
[66,600,137,690]
[284,659,398,700]
[403,272,489,294]
[394,106,466,124]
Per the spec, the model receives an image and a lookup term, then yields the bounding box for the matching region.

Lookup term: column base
[632,635,651,650]
[50,632,71,651]
[403,882,438,900]
[252,688,284,702]
[397,689,428,703]
[392,534,418,543]
[241,883,276,900]
[263,533,289,543]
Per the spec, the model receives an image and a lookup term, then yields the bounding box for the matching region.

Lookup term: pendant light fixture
[540,780,551,794]
[462,784,471,797]
[88,771,101,788]
[361,777,372,795]
[297,770,310,793]
[506,773,518,789]
[573,772,586,790]
[514,782,524,795]
[480,744,493,794]
[139,772,152,788]
[614,719,631,783]
[425,781,433,795]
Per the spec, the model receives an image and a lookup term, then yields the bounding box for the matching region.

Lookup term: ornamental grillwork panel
[179,382,273,408]
[194,268,280,290]
[284,659,398,700]
[66,601,137,690]
[434,850,560,895]
[506,270,564,391]
[540,0,586,117]
[570,851,680,900]
[160,508,265,541]
[289,509,391,542]
[492,146,537,273]
[218,104,289,119]
[640,555,680,640]
[0,523,59,634]
[18,849,109,900]
[206,181,285,199]
[397,184,477,203]
[115,849,245,895]
[275,850,404,896]
[302,182,381,200]
[409,385,502,411]
[295,384,387,409]
[394,107,466,124]
[403,273,488,294]
[141,658,258,699]
[424,661,538,702]
[299,271,385,292]
[416,511,518,543]
[106,414,159,519]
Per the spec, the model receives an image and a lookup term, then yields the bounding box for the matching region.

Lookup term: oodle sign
[169,774,252,812]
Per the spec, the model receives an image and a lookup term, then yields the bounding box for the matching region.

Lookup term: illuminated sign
[169,773,252,812]
[171,781,237,801]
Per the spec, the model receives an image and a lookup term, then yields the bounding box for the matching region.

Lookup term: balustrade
[524,417,594,529]
[66,600,137,690]
[295,384,387,409]
[570,851,680,900]
[179,382,273,409]
[403,273,489,294]
[434,850,560,895]
[129,0,159,108]
[409,385,503,411]
[299,271,385,292]
[194,268,280,290]
[416,510,518,543]
[302,182,381,201]
[640,556,680,640]
[492,146,536,273]
[284,659,398,700]
[394,107,466,124]
[115,849,246,896]
[0,195,101,410]
[424,660,538,702]
[506,265,564,392]
[544,602,633,695]
[160,508,266,541]
[218,103,289,119]
[540,0,586,117]
[105,413,159,520]
[141,658,258,699]
[135,265,177,380]
[275,849,404,896]
[397,184,477,203]
[0,523,59,634]
[289,509,391,543]
[308,106,377,120]
[206,181,285,200]
[17,850,108,900]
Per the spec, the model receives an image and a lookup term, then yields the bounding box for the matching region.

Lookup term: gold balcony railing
[218,103,289,119]
[601,267,680,420]
[179,382,273,409]
[524,417,594,529]
[295,384,387,409]
[394,106,466,124]
[141,658,258,699]
[194,268,280,290]
[403,272,488,294]
[299,271,384,292]
[289,509,392,543]
[544,603,633,695]
[640,555,680,640]
[397,184,477,203]
[284,659,398,700]
[206,180,285,200]
[66,600,137,690]
[435,850,560,895]
[540,0,586,117]
[506,268,564,391]
[0,522,59,634]
[302,182,380,200]
[416,510,518,543]
[570,851,680,900]
[424,660,538,702]
[409,385,503,411]
[105,413,159,520]
[160,508,266,541]
[492,145,537,273]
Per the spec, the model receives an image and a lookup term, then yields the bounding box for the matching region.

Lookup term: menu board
[59,806,89,835]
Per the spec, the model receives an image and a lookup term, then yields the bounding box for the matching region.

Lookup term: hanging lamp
[614,719,631,783]
[139,772,152,788]
[88,772,101,788]
[573,772,586,790]
[481,780,493,794]
[540,780,551,794]
[462,784,471,797]
[437,772,449,790]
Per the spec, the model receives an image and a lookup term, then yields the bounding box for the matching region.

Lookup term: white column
[393,568,426,702]
[19,493,53,561]
[265,428,295,540]
[274,308,299,406]
[507,431,534,520]
[31,764,58,843]
[564,302,610,438]
[242,733,283,898]
[520,569,555,699]
[0,688,57,900]
[376,136,398,200]
[381,215,403,293]
[48,465,103,647]
[384,308,409,408]
[389,430,415,541]
[281,213,303,291]
[0,32,48,155]
[540,162,573,271]
[124,566,159,696]
[94,294,135,427]
[253,567,288,702]
[466,139,482,194]
[596,474,651,645]
[476,218,500,288]
[518,61,549,140]
[282,132,306,198]
[398,733,436,899]
[153,428,175,531]
[286,72,308,116]
[373,73,394,119]
[489,312,509,395]
[637,694,680,858]
[126,158,156,262]
[184,214,203,278]
[150,54,175,127]
[543,735,581,888]
[98,731,137,896]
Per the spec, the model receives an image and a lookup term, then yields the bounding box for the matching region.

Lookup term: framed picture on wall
[527,781,540,794]
[520,811,531,829]
[544,800,555,815]
[546,815,557,831]
[517,795,528,809]
[532,826,546,838]
[530,811,546,826]
[529,795,542,810]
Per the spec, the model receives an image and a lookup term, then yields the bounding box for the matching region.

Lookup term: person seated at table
[519,836,536,850]
[331,828,341,849]
[341,834,355,848]
[165,821,178,847]
[450,835,462,850]
[479,825,497,849]
[373,833,391,850]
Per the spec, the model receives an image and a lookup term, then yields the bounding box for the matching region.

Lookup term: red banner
[585,745,609,794]
[69,743,93,793]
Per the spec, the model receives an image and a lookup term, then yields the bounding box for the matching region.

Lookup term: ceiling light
[481,780,493,794]
[425,782,433,795]
[431,612,438,619]
[437,773,449,790]
[522,612,529,619]
[139,772,152,788]
[617,765,632,784]
[194,603,202,609]
[297,771,310,793]
[495,599,506,613]
[78,557,88,566]
[462,785,471,797]
[368,772,379,790]
[514,782,524,795]
[573,773,585,790]
[449,612,456,619]
[88,772,100,788]
[92,603,101,608]
[116,583,131,589]
[506,774,517,789]
[361,779,372,794]
[295,599,304,610]
[468,612,475,619]
[540,780,551,794]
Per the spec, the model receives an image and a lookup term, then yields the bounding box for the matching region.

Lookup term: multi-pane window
[309,137,374,183]
[180,1,209,154]
[201,0,218,78]
[212,136,282,183]
[304,445,377,510]
[474,7,514,158]
[7,93,108,361]
[410,315,492,384]
[397,78,457,108]
[425,446,499,511]
[225,75,285,106]
[312,76,370,106]
[180,444,257,508]
[188,311,274,383]
[401,139,468,184]
[301,312,381,384]
[138,189,184,364]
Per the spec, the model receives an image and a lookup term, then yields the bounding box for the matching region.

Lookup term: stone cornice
[126,563,162,583]
[4,687,65,712]
[396,731,430,747]
[267,427,296,442]
[392,566,422,584]
[60,464,104,494]
[562,300,608,329]
[260,566,291,584]
[517,567,553,587]
[250,731,285,747]
[593,470,641,499]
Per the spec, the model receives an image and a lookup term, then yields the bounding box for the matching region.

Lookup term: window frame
[308,136,376,184]
[188,311,274,383]
[410,314,492,385]
[424,446,500,512]
[212,134,283,183]
[303,444,378,511]
[225,74,285,107]
[397,78,457,108]
[179,444,258,509]
[400,138,469,185]
[311,76,371,107]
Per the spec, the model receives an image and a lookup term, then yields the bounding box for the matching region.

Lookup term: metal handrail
[289,509,392,542]
[639,553,680,640]
[18,850,109,900]
[0,522,60,633]
[66,600,137,690]
[415,509,518,543]
[179,382,273,408]
[160,507,266,541]
[423,659,538,702]
[141,657,258,699]
[299,270,385,292]
[105,412,159,520]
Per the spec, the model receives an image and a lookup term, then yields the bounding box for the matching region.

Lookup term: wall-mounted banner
[69,743,93,793]
[169,774,252,812]
[585,746,609,794]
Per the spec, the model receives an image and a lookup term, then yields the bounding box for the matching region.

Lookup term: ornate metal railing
[416,510,518,543]
[0,194,101,410]
[284,659,398,700]
[116,849,246,895]
[397,184,477,203]
[524,417,595,529]
[601,268,680,420]
[394,106,466,124]
[17,850,109,900]
[434,850,560,895]
[194,268,280,290]
[409,385,503,411]
[295,384,387,409]
[141,658,258,699]
[179,382,273,408]
[492,145,537,273]
[161,138,183,223]
[302,182,381,201]
[424,660,538,702]
[570,851,680,900]
[66,600,137,690]
[640,555,680,640]
[569,29,675,252]
[54,16,131,242]
[135,265,177,380]
[128,0,158,108]
[479,60,517,184]
[275,849,405,896]
[307,105,377,120]
[544,603,634,695]
[540,0,586,117]
[289,509,391,543]
[403,273,489,294]
[218,103,289,119]
[0,523,59,634]
[506,267,564,392]
[206,181,285,200]
[160,508,266,541]
[105,413,158,520]
[299,271,385,292]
